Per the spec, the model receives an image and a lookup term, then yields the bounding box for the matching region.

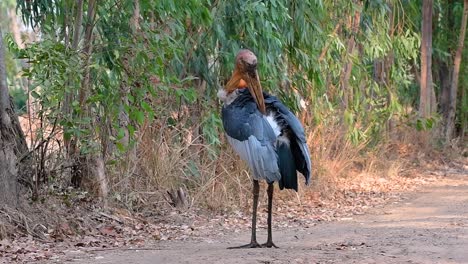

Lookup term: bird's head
[225,49,266,114]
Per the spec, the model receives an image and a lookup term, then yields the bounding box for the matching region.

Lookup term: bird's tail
[277,139,298,191]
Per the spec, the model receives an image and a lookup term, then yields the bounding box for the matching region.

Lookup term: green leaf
[116,142,126,152]
[135,111,145,125]
[31,90,41,99]
[116,127,126,140]
[141,101,152,112]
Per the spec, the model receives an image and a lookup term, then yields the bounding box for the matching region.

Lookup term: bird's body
[219,88,311,190]
[218,49,311,249]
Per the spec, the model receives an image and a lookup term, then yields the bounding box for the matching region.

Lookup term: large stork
[218,49,311,248]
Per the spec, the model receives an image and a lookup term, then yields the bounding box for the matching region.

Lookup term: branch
[318,22,341,62]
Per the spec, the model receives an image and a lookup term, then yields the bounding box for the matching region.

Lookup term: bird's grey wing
[226,133,280,183]
[222,98,281,183]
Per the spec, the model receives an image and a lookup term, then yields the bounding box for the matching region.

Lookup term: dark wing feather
[222,92,281,183]
[265,94,312,185]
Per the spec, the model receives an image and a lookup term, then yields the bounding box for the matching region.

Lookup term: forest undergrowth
[1,116,464,263]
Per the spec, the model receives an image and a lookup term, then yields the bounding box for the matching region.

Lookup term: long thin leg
[263,183,278,248]
[228,180,261,249]
[251,180,260,243]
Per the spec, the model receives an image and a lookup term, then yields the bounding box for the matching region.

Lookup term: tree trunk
[439,59,451,118]
[461,68,467,138]
[64,0,84,154]
[445,0,468,140]
[131,0,141,32]
[78,0,96,109]
[119,0,141,151]
[119,0,142,151]
[420,0,434,118]
[71,0,84,51]
[71,0,108,202]
[0,28,19,208]
[440,0,454,122]
[339,1,362,109]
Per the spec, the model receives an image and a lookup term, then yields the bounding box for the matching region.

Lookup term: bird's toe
[262,241,279,248]
[227,241,263,249]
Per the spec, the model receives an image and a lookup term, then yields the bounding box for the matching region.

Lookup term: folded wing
[222,96,281,183]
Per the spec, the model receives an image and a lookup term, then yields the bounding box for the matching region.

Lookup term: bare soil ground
[60,172,468,264]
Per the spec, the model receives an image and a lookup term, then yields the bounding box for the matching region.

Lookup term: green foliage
[11,36,87,142]
[10,87,27,113]
[10,0,466,164]
[415,117,437,131]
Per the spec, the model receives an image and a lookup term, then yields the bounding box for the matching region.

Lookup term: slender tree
[80,0,108,202]
[64,0,84,155]
[445,0,468,140]
[340,0,362,109]
[420,0,434,118]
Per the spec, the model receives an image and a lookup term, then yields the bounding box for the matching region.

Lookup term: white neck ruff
[217,89,240,106]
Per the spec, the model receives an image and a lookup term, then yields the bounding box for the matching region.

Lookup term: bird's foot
[262,241,279,248]
[227,241,262,249]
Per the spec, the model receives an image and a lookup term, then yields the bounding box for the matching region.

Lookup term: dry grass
[17,107,460,215]
[104,114,455,215]
[107,120,254,212]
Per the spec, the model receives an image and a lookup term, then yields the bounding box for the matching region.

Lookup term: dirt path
[67,174,468,264]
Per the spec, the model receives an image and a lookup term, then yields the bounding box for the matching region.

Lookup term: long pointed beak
[245,70,266,114]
